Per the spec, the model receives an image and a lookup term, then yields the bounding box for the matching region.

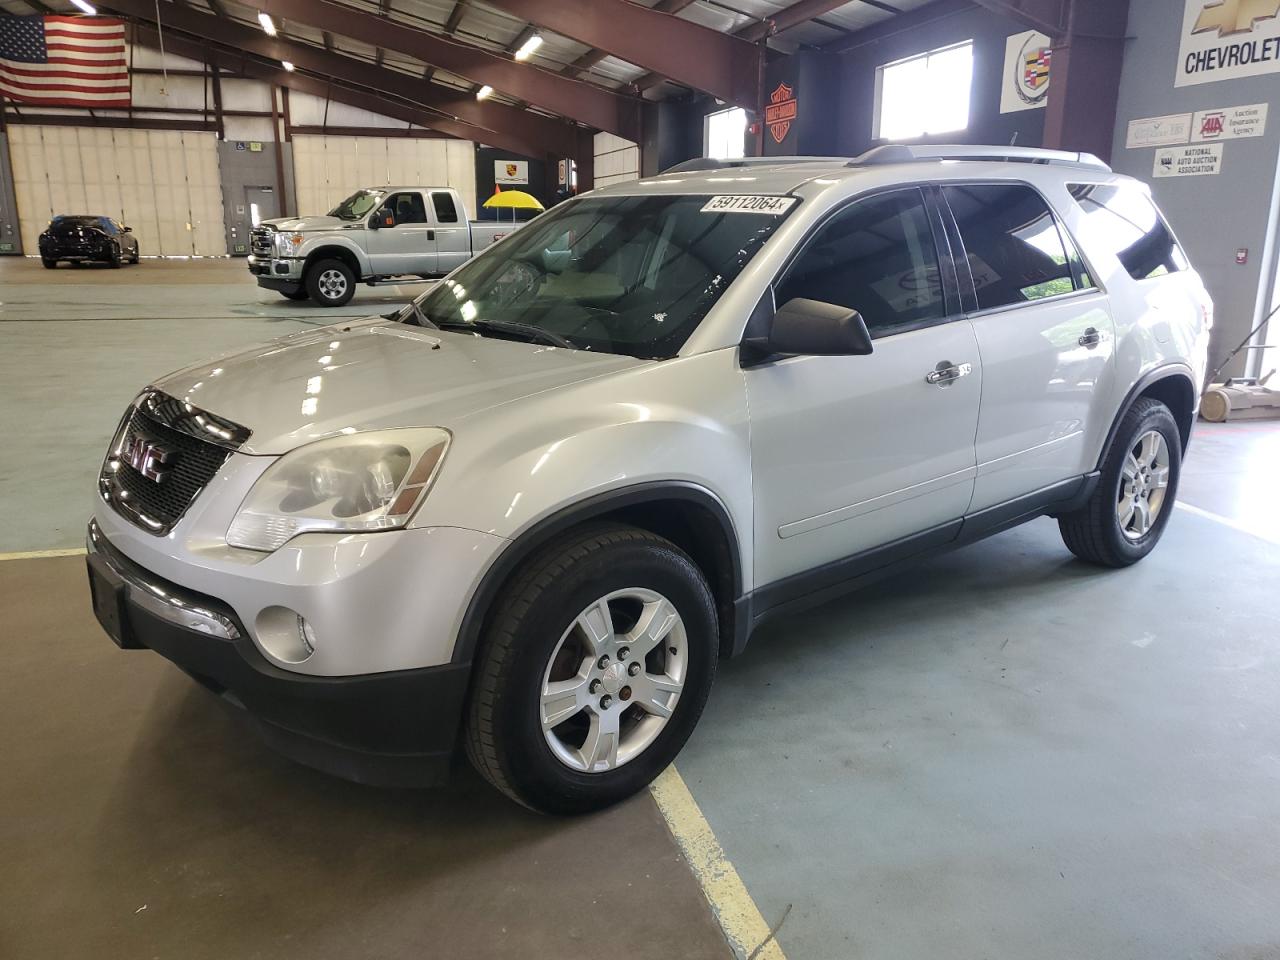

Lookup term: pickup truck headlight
[226,429,450,552]
[274,232,305,257]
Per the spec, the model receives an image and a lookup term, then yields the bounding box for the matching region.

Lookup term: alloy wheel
[540,588,687,773]
[318,268,348,301]
[1117,429,1170,540]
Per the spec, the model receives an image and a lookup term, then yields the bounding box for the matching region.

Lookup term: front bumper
[87,521,472,786]
[248,255,304,284]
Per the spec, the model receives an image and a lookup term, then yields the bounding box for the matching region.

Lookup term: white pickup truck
[248,186,523,306]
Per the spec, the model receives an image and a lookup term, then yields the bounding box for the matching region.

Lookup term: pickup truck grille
[250,226,274,257]
[99,391,251,536]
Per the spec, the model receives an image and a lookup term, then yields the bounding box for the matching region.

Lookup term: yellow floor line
[650,765,788,960]
[0,547,87,562]
[1175,501,1280,546]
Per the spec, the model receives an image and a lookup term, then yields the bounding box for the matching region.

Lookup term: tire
[466,524,718,814]
[130,248,140,264]
[107,243,122,268]
[41,258,57,269]
[1058,397,1182,567]
[279,287,309,301]
[304,258,355,306]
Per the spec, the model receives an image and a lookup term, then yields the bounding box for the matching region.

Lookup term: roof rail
[661,156,849,174]
[851,144,1112,172]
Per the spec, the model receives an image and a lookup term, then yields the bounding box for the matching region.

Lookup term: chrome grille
[99,390,251,536]
[250,226,274,257]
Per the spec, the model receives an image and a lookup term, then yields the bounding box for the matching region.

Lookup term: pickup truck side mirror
[742,297,874,366]
[371,211,396,229]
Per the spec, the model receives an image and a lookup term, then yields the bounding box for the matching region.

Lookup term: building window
[705,107,748,159]
[875,41,974,141]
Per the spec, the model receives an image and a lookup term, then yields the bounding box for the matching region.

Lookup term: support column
[1041,0,1129,163]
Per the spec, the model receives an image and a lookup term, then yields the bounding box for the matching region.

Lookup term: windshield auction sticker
[701,195,797,215]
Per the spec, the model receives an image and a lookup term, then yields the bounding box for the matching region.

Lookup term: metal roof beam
[484,0,760,108]
[255,0,640,138]
[103,2,578,156]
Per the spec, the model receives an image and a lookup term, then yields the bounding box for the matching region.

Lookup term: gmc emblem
[121,434,175,483]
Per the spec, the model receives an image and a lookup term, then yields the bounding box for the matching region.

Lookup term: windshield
[50,216,103,229]
[408,193,794,360]
[328,189,385,221]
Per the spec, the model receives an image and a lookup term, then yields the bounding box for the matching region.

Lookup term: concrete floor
[2,255,1279,959]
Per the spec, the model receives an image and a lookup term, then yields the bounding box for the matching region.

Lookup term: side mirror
[743,298,874,365]
[122,225,132,233]
[370,211,395,229]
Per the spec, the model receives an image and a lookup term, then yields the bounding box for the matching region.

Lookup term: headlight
[226,428,450,552]
[274,232,305,256]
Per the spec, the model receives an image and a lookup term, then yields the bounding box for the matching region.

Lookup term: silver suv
[87,146,1212,813]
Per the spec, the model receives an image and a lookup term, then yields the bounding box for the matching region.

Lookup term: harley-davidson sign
[765,82,797,144]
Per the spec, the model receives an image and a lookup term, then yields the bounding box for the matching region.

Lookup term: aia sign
[765,82,797,144]
[1199,111,1227,138]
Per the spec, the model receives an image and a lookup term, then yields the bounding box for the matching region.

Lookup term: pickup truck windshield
[408,194,793,360]
[329,189,385,221]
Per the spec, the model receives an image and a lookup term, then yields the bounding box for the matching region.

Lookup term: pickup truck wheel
[1058,397,1182,567]
[305,258,355,306]
[465,524,718,814]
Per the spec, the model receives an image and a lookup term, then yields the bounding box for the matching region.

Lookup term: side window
[775,188,945,337]
[100,218,118,235]
[383,192,428,225]
[1068,183,1188,281]
[431,191,459,224]
[944,184,1075,311]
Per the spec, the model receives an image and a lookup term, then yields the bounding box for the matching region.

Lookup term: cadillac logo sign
[765,82,797,145]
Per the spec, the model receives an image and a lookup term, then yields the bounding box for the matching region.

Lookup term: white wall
[594,132,639,189]
[292,135,478,220]
[7,125,225,256]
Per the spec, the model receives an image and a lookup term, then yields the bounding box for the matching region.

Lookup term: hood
[153,318,644,455]
[259,215,351,232]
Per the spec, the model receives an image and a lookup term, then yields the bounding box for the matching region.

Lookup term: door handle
[427,230,435,241]
[925,361,973,386]
[1078,326,1102,348]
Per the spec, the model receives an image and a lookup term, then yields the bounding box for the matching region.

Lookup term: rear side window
[432,191,459,224]
[1068,183,1188,281]
[944,184,1076,311]
[775,188,945,337]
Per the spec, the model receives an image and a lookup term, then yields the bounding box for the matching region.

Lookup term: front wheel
[41,258,57,269]
[305,258,355,306]
[107,243,122,268]
[466,525,718,814]
[1058,397,1182,567]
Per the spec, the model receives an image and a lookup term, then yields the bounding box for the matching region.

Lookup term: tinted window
[412,194,790,360]
[945,184,1075,311]
[1069,183,1188,281]
[99,218,118,234]
[431,191,459,223]
[383,192,428,225]
[775,188,944,336]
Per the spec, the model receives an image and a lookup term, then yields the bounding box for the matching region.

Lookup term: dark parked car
[39,215,140,268]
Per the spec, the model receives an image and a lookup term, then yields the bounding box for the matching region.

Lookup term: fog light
[297,615,317,656]
[255,606,316,663]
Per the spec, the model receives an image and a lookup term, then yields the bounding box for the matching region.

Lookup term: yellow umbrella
[482,189,545,211]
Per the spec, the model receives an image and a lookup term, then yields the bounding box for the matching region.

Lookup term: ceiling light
[476,84,494,101]
[281,60,295,71]
[258,11,278,36]
[70,0,97,13]
[514,33,543,61]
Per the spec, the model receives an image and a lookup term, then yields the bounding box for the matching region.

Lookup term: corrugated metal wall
[7,125,225,256]
[291,135,478,221]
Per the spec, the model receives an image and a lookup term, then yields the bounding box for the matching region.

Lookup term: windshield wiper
[435,318,575,350]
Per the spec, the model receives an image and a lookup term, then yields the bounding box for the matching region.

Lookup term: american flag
[0,15,130,108]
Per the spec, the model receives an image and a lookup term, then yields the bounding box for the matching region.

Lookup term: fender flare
[1096,363,1197,470]
[450,481,744,665]
[301,241,367,277]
